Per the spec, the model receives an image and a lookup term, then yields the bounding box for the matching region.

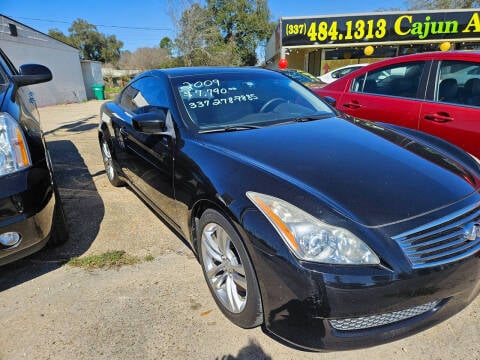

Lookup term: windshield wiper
[292,114,333,122]
[199,125,261,134]
[271,114,333,126]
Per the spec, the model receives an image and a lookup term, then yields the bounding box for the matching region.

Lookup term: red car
[316,51,480,158]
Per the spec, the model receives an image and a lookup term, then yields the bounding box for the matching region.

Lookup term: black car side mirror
[132,110,167,134]
[12,64,52,87]
[10,64,52,101]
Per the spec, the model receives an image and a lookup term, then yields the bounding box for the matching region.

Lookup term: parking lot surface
[0,100,479,359]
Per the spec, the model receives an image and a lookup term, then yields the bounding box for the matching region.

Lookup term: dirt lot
[0,100,479,359]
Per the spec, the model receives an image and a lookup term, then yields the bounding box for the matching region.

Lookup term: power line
[5,15,172,31]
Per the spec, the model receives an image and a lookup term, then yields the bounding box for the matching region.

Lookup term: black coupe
[98,67,480,351]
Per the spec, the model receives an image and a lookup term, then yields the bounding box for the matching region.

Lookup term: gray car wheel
[100,136,124,187]
[198,209,263,328]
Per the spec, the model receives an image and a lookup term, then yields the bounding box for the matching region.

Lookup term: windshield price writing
[188,94,258,109]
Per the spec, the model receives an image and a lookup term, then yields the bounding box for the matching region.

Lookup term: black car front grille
[392,204,480,269]
[329,301,440,331]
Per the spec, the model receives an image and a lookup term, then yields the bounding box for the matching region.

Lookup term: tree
[48,28,72,45]
[207,0,275,65]
[169,0,274,66]
[48,19,123,64]
[68,19,103,60]
[159,37,174,54]
[407,0,480,9]
[101,34,124,64]
[118,47,171,70]
[173,2,222,66]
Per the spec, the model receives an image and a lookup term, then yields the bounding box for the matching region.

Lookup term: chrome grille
[329,301,440,331]
[392,204,480,269]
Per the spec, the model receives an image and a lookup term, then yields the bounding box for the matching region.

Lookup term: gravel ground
[0,100,479,360]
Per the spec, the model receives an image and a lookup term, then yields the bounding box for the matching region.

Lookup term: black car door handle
[343,100,362,109]
[424,112,453,123]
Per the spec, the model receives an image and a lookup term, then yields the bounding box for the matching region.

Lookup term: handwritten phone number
[285,18,387,42]
[188,94,258,109]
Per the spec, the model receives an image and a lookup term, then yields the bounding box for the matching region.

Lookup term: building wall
[285,50,306,71]
[0,16,87,106]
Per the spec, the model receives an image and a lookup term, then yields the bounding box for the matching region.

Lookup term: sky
[2,0,407,52]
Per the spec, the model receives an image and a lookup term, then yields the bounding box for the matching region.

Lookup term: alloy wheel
[101,139,115,181]
[201,222,248,313]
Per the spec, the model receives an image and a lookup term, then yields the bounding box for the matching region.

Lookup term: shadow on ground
[43,115,97,136]
[0,139,104,291]
[217,339,273,360]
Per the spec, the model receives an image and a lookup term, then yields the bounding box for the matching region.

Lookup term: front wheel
[198,209,263,328]
[100,136,124,187]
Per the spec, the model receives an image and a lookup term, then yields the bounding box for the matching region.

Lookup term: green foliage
[159,37,174,57]
[175,3,221,66]
[48,28,73,45]
[173,0,274,66]
[67,250,141,270]
[206,0,275,65]
[48,19,123,64]
[406,0,480,9]
[161,56,185,68]
[144,254,155,262]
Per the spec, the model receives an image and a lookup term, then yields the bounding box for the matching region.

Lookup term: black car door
[114,76,178,226]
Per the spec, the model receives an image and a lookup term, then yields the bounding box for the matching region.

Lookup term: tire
[198,209,263,328]
[100,136,124,187]
[47,186,69,247]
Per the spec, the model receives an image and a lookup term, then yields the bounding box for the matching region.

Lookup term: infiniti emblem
[463,223,480,241]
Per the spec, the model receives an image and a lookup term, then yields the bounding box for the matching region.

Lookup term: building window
[9,24,18,37]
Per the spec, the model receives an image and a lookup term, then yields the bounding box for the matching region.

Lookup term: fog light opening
[0,232,22,248]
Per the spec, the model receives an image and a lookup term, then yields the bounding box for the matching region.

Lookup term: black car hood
[198,118,480,228]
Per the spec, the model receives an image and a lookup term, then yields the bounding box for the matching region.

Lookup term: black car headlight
[0,113,31,176]
[247,191,380,265]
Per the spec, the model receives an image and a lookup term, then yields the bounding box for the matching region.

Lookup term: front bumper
[256,251,479,351]
[240,212,480,351]
[0,167,55,266]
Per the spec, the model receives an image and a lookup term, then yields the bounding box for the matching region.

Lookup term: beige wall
[284,50,305,70]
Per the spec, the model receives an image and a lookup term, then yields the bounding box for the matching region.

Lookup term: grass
[68,250,154,270]
[104,87,121,100]
[105,87,121,94]
[144,254,155,262]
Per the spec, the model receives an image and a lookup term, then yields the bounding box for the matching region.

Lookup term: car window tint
[118,76,168,113]
[119,84,137,112]
[436,60,480,106]
[352,61,424,99]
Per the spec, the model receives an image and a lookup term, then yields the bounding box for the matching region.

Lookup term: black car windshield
[173,71,334,131]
